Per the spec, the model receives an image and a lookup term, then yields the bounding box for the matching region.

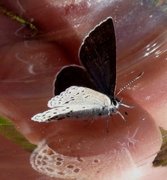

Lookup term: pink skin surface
[0,0,167,179]
[0,135,47,180]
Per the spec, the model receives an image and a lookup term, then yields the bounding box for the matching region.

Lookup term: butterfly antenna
[116,72,144,96]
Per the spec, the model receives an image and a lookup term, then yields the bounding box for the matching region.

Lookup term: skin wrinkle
[117,127,140,150]
[15,52,36,74]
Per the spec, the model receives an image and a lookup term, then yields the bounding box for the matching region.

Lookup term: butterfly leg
[116,110,126,121]
[106,118,110,133]
[120,102,134,109]
[84,118,95,128]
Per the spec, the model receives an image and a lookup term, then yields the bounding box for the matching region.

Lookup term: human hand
[0,0,167,179]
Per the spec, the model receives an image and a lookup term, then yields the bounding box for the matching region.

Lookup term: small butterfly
[31,17,132,123]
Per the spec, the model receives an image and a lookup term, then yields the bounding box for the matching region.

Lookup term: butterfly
[31,17,131,123]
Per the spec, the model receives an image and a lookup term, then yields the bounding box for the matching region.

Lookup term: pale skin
[0,0,167,179]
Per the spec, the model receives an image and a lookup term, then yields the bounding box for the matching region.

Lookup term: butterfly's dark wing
[54,65,96,95]
[79,17,116,97]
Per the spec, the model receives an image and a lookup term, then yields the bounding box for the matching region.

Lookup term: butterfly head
[109,97,121,113]
[109,96,133,120]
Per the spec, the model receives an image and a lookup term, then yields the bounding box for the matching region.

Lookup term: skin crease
[0,0,167,179]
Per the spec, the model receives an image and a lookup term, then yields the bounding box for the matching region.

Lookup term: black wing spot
[65,101,70,104]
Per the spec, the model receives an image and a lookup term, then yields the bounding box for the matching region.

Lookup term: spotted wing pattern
[31,86,111,122]
[48,86,110,108]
